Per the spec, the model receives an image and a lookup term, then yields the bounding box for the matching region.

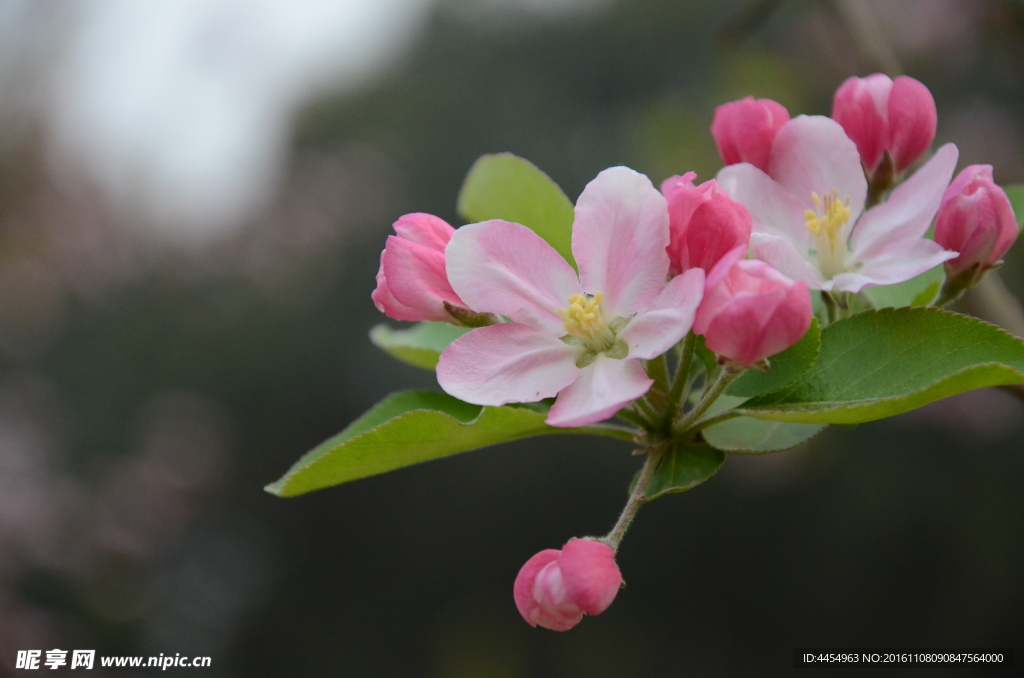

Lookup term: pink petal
[887,76,937,172]
[391,212,456,250]
[572,167,670,318]
[383,235,464,319]
[717,163,810,249]
[558,539,622,616]
[514,549,575,630]
[832,74,892,171]
[436,323,580,406]
[372,250,435,322]
[769,115,867,222]
[546,357,652,428]
[850,144,959,262]
[445,220,582,335]
[618,268,704,359]
[749,233,826,289]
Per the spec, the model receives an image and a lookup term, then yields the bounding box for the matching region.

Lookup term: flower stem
[615,407,650,430]
[633,397,660,426]
[646,354,670,395]
[673,364,744,436]
[822,292,839,325]
[689,408,743,432]
[601,447,662,552]
[666,332,696,415]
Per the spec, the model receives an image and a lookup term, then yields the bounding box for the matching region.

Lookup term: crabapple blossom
[372,213,473,323]
[832,74,937,174]
[935,165,1019,283]
[694,247,812,366]
[710,96,790,173]
[513,539,622,631]
[436,167,704,427]
[717,115,959,293]
[661,173,753,276]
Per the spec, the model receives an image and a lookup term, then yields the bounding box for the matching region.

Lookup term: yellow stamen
[558,291,615,352]
[804,189,852,279]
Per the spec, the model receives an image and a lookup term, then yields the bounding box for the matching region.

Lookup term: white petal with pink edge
[618,268,704,360]
[842,239,956,291]
[546,356,653,427]
[850,143,958,261]
[572,167,670,318]
[769,115,867,220]
[717,163,810,249]
[446,220,582,335]
[437,323,580,407]
[750,233,827,289]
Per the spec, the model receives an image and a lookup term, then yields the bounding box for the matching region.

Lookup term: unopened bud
[513,539,622,631]
[935,165,1019,285]
[694,248,812,367]
[710,97,790,173]
[661,173,752,277]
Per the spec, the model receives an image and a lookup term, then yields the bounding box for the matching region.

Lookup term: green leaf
[727,318,820,397]
[266,391,633,497]
[457,153,577,268]
[1003,183,1024,229]
[638,444,726,501]
[703,417,826,454]
[862,265,945,309]
[739,308,1024,424]
[369,321,471,370]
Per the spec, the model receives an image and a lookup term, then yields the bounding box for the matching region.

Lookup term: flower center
[805,189,851,280]
[559,291,616,353]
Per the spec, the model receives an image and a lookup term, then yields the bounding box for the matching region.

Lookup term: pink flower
[437,167,705,427]
[717,115,959,293]
[694,248,812,366]
[661,173,753,277]
[832,74,937,173]
[711,96,790,173]
[935,165,1019,280]
[371,213,468,323]
[513,539,622,631]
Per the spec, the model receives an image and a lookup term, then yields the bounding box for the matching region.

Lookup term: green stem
[633,397,660,425]
[646,354,670,395]
[673,364,743,436]
[690,408,743,432]
[822,292,839,325]
[666,333,696,415]
[615,408,650,430]
[600,447,662,552]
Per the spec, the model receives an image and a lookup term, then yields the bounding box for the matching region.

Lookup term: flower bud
[661,173,752,277]
[710,96,790,173]
[371,213,468,322]
[832,74,936,174]
[513,539,621,631]
[935,165,1019,283]
[694,248,812,367]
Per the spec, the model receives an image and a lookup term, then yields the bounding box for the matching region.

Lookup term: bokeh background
[1,0,1022,676]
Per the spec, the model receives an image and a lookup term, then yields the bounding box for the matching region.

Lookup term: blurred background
[0,0,1022,675]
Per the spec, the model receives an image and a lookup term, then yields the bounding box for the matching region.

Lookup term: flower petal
[717,162,810,250]
[437,323,580,406]
[572,167,670,317]
[838,238,956,292]
[383,235,464,319]
[546,356,652,427]
[850,143,959,261]
[446,220,582,334]
[750,233,826,289]
[769,115,867,222]
[618,268,704,359]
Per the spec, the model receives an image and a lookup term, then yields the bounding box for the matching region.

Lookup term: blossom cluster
[370,73,1019,630]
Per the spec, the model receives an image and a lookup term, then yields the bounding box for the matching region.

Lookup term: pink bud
[371,213,467,322]
[694,248,812,367]
[513,539,621,631]
[935,165,1019,279]
[710,96,790,173]
[832,74,937,173]
[661,173,752,277]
